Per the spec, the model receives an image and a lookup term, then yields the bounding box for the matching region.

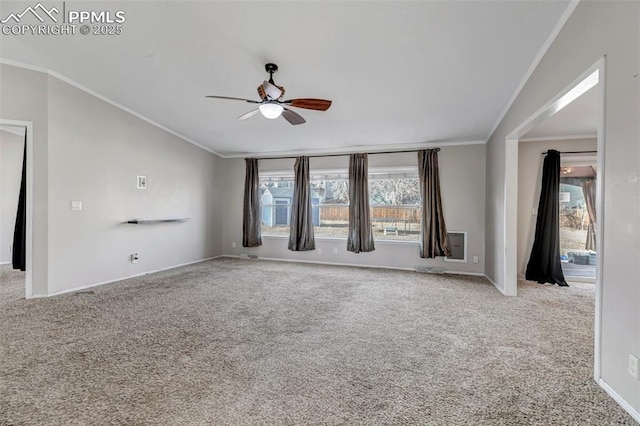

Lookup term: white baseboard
[221,254,485,277]
[567,277,596,284]
[444,270,486,277]
[0,261,12,265]
[44,256,221,298]
[598,378,640,423]
[27,292,50,299]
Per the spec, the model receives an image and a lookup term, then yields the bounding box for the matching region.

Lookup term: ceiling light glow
[259,103,284,119]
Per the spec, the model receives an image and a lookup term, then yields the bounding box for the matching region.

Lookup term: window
[259,171,350,238]
[311,172,349,238]
[369,168,421,241]
[259,167,421,242]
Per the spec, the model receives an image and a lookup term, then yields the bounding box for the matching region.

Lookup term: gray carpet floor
[0,265,25,302]
[0,259,636,425]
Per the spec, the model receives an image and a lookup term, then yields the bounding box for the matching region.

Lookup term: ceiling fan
[206,63,332,125]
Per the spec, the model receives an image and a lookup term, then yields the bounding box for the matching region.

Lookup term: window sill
[261,234,420,245]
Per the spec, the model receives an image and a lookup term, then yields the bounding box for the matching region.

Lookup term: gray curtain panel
[418,149,451,258]
[582,178,597,251]
[347,153,375,253]
[242,158,262,247]
[288,156,315,251]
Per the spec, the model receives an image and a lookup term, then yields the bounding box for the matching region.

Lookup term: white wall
[0,130,24,263]
[517,138,596,276]
[0,64,49,295]
[220,145,486,274]
[485,1,639,416]
[0,64,223,295]
[45,76,222,295]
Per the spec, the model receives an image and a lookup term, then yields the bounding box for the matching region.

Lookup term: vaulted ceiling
[0,1,572,157]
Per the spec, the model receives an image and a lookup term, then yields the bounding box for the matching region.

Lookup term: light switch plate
[71,201,82,211]
[137,175,147,189]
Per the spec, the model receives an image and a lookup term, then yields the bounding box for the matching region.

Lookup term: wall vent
[415,265,445,274]
[239,254,259,260]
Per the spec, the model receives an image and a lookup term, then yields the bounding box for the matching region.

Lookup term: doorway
[504,58,605,379]
[558,156,597,282]
[0,120,33,299]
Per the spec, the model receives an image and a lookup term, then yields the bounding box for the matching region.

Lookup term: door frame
[0,119,34,298]
[503,57,606,380]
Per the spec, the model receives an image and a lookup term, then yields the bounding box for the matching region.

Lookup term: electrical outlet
[629,354,639,380]
[130,253,139,264]
[70,201,82,211]
[232,242,236,248]
[473,256,479,264]
[333,247,338,254]
[317,247,322,254]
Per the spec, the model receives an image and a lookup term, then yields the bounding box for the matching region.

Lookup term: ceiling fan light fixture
[205,63,331,125]
[259,103,284,119]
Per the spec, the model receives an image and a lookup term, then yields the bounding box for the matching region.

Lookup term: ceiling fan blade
[284,98,332,111]
[282,108,306,125]
[206,95,260,103]
[257,85,267,101]
[237,108,260,120]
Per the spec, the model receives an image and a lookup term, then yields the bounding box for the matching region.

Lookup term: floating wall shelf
[124,218,188,224]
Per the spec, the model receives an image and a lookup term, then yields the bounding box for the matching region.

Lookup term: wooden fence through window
[318,204,421,223]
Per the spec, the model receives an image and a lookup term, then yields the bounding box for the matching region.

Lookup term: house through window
[260,176,294,236]
[260,171,350,238]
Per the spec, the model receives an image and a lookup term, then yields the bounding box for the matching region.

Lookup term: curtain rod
[541,150,597,155]
[254,148,439,161]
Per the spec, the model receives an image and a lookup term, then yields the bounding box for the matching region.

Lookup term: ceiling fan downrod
[265,63,278,84]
